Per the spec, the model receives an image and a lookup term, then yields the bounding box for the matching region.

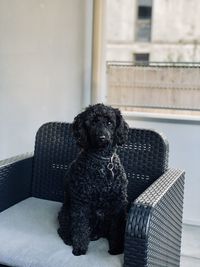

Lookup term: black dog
[58,103,129,256]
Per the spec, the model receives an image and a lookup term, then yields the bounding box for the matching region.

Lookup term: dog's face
[85,108,116,149]
[72,104,129,150]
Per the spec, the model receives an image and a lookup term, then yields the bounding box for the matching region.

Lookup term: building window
[138,6,152,19]
[134,53,149,64]
[136,0,152,42]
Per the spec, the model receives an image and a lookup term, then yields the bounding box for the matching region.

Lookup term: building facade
[106,0,200,63]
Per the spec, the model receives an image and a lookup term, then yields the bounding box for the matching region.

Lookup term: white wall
[125,114,200,226]
[0,0,93,160]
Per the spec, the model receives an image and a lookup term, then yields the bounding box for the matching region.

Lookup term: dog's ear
[114,108,129,146]
[72,111,88,149]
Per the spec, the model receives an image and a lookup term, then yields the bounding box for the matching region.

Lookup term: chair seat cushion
[0,197,123,267]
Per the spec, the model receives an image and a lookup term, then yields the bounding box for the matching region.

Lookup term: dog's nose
[99,135,106,140]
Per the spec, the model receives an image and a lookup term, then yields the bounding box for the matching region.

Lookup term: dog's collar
[84,147,118,177]
[107,152,117,177]
[85,147,117,161]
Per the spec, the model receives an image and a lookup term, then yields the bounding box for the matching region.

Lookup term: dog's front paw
[63,238,72,246]
[57,228,72,246]
[72,247,87,256]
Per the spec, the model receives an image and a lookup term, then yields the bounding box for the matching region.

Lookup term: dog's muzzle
[96,131,111,147]
[88,124,112,148]
[99,135,106,141]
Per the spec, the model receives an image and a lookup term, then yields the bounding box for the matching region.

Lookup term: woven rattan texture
[32,122,168,203]
[118,128,168,202]
[32,123,80,201]
[124,236,148,267]
[124,169,185,267]
[0,155,33,212]
[147,172,185,267]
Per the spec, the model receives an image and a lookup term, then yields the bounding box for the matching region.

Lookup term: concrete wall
[107,0,137,42]
[107,65,200,110]
[106,0,200,62]
[0,0,93,160]
[125,114,200,226]
[153,0,200,43]
[107,43,200,62]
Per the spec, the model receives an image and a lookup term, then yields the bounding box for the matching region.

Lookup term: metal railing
[107,62,200,112]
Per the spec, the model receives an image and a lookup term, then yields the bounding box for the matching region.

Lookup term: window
[138,6,152,19]
[106,0,200,117]
[134,53,149,63]
[136,0,152,42]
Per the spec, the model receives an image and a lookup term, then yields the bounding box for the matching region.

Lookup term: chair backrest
[32,122,169,202]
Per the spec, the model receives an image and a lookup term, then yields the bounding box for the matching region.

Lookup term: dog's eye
[107,121,112,126]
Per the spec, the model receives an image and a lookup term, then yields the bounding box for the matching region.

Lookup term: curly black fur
[58,103,129,256]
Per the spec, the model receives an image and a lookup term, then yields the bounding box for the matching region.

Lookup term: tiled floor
[180,224,200,267]
[180,255,200,267]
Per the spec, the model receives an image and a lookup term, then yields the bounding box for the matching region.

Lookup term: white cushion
[0,197,123,267]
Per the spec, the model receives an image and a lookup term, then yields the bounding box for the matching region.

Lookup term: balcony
[107,62,200,266]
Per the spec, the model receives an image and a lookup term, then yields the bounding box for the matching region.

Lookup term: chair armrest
[0,153,33,212]
[124,168,185,267]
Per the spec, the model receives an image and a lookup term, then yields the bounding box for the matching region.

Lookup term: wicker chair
[0,122,185,267]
